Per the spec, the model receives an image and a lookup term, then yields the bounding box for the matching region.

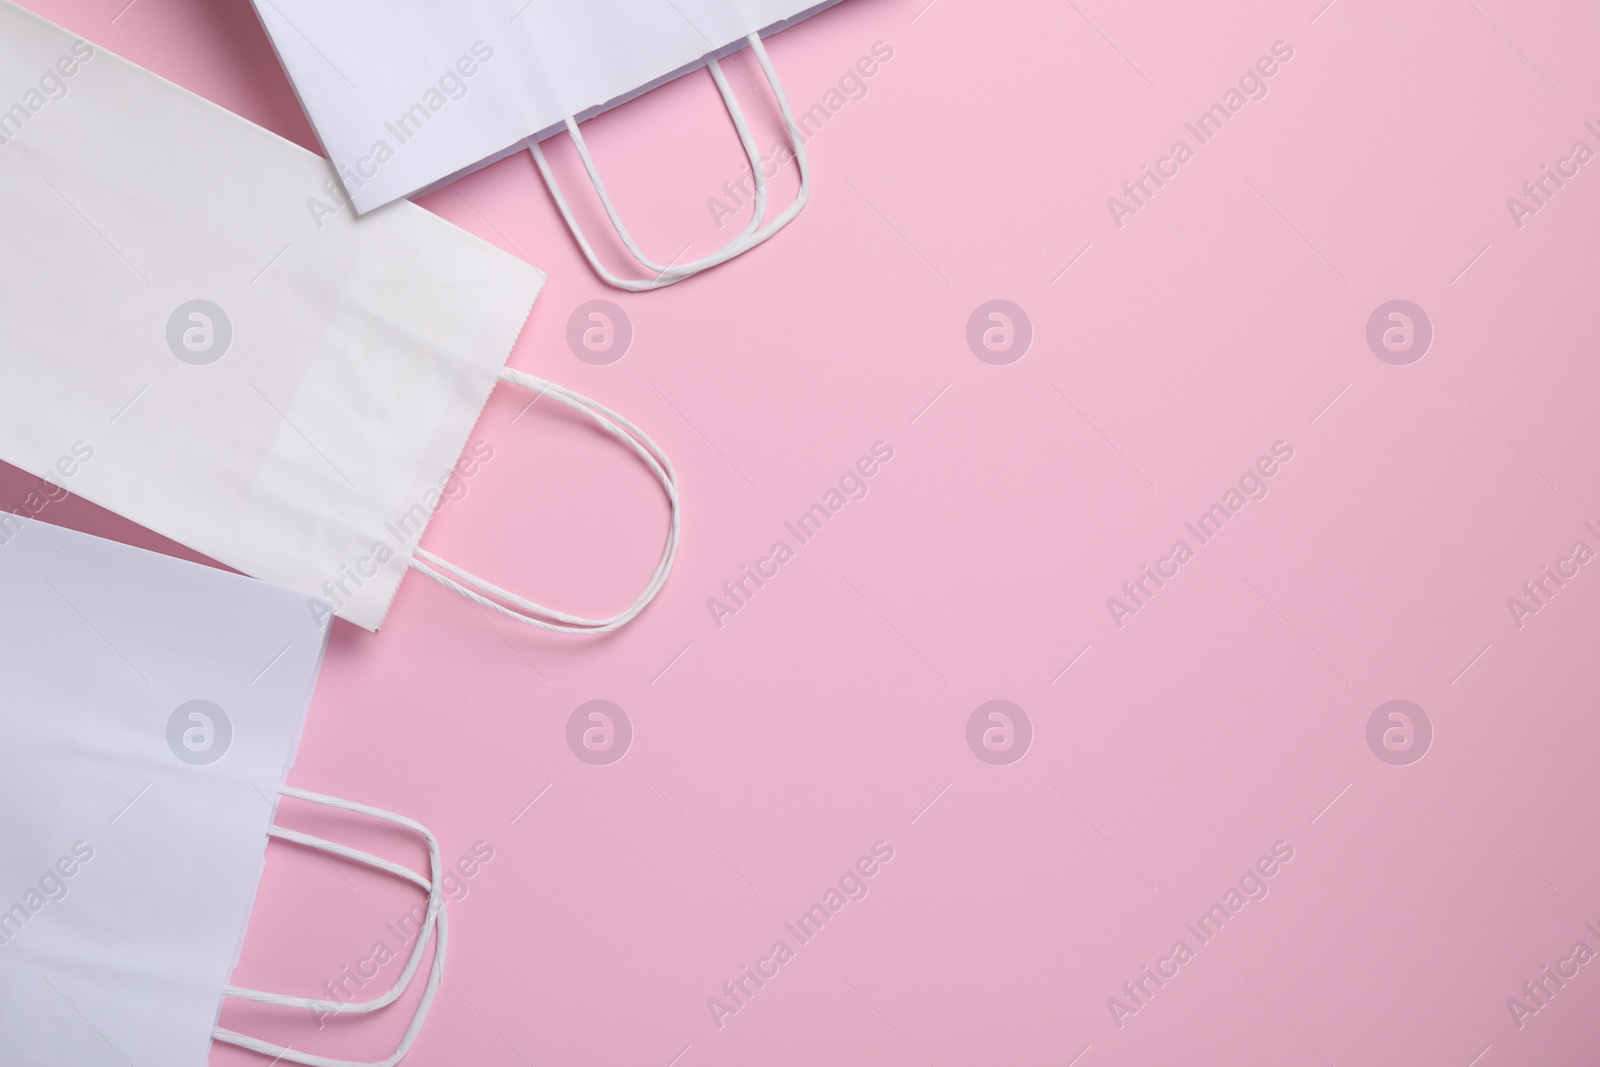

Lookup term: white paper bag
[0,518,449,1067]
[250,0,842,286]
[0,2,680,633]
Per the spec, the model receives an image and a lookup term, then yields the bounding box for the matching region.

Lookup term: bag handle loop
[408,369,680,634]
[212,787,447,1067]
[544,41,769,278]
[530,33,809,291]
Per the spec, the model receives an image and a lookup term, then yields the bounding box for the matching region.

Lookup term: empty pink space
[6,0,1600,1064]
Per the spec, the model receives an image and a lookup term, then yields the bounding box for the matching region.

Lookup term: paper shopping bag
[0,1,679,634]
[250,0,845,287]
[0,518,448,1067]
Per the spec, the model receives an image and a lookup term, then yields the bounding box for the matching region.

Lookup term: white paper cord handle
[409,368,680,634]
[211,787,447,1067]
[530,33,810,291]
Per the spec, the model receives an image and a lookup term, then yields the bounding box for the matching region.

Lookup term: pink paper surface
[7,0,1600,1064]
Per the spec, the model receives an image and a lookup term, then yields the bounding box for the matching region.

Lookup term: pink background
[7,0,1600,1063]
